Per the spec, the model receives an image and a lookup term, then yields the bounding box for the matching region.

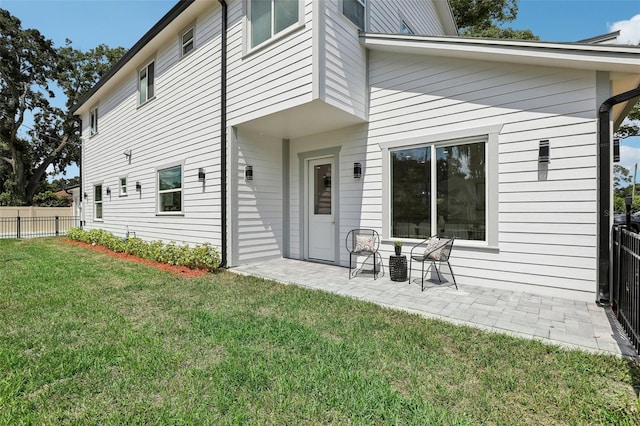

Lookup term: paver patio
[232,258,638,358]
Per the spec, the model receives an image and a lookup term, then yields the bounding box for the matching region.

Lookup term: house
[72,0,640,303]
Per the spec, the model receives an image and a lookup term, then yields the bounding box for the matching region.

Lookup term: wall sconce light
[124,150,132,162]
[83,192,88,199]
[245,165,253,181]
[135,182,141,192]
[353,162,362,179]
[614,138,620,163]
[538,140,550,163]
[106,187,111,196]
[198,168,206,182]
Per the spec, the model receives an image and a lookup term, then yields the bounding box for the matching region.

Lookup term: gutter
[598,85,640,301]
[218,0,228,268]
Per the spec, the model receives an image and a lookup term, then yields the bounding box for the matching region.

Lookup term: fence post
[55,216,59,236]
[16,216,20,239]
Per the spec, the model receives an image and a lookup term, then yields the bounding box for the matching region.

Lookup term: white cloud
[610,14,640,45]
[619,144,640,176]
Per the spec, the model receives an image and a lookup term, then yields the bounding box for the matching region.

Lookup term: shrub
[66,228,221,271]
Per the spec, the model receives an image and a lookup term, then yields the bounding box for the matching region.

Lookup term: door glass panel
[314,163,331,215]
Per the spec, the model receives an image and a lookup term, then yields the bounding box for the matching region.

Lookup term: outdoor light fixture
[83,192,88,199]
[135,182,141,191]
[245,165,253,181]
[123,150,132,161]
[614,138,620,163]
[353,162,362,179]
[106,187,111,196]
[538,140,550,163]
[198,168,206,182]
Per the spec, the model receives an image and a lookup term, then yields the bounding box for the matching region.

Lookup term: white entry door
[307,158,335,262]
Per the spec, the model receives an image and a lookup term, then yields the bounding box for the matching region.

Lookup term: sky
[1,0,639,179]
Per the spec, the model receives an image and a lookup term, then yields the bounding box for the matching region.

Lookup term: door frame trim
[298,146,341,263]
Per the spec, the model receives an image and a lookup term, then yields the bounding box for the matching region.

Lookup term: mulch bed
[62,239,209,278]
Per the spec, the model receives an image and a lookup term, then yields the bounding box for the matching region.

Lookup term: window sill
[383,238,498,252]
[137,96,157,110]
[244,22,305,59]
[156,212,184,217]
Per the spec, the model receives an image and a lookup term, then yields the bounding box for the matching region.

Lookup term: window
[250,0,299,48]
[90,107,98,135]
[158,165,182,213]
[119,177,127,196]
[94,184,103,220]
[401,21,413,35]
[391,140,486,241]
[139,61,155,105]
[181,27,194,56]
[343,0,365,30]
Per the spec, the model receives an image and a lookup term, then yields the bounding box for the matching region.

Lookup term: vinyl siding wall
[367,51,600,301]
[369,0,446,35]
[82,5,223,246]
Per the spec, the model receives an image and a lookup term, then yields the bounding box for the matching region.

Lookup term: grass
[1,238,639,425]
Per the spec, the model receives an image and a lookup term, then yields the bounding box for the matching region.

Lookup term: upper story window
[158,165,183,214]
[250,0,299,48]
[139,61,155,105]
[401,21,413,35]
[119,177,127,196]
[343,0,365,30]
[181,27,194,56]
[89,107,98,136]
[94,184,103,220]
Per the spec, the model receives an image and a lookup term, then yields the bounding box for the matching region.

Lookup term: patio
[232,258,638,358]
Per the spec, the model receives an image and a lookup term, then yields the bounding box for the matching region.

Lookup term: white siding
[226,0,314,126]
[367,51,599,301]
[368,0,446,35]
[321,1,367,119]
[233,129,283,263]
[82,4,223,247]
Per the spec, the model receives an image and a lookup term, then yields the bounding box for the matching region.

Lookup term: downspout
[218,0,228,268]
[598,85,640,301]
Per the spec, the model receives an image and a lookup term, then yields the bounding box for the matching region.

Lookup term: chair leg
[421,260,425,291]
[448,260,458,290]
[349,254,353,279]
[373,253,378,280]
[409,258,412,284]
[434,261,443,282]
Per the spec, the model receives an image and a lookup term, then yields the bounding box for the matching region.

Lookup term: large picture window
[391,140,486,241]
[250,0,299,48]
[158,165,182,213]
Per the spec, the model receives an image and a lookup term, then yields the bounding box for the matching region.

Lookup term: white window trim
[94,183,103,221]
[119,176,128,197]
[244,0,305,55]
[379,124,501,249]
[340,0,366,31]
[156,162,185,216]
[89,106,98,136]
[180,23,196,58]
[138,59,156,106]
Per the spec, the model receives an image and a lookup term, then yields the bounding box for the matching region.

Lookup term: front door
[307,158,335,262]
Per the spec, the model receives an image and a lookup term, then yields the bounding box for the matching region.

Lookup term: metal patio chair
[346,229,382,279]
[409,236,457,291]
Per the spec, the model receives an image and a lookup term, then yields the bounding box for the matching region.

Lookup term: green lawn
[1,238,639,425]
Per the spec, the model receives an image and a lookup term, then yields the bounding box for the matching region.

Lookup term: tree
[0,9,125,205]
[616,101,640,139]
[449,0,539,40]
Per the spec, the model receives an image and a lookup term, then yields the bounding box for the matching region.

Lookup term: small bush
[66,228,221,271]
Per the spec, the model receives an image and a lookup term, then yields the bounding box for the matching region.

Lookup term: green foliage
[616,101,640,138]
[459,25,538,40]
[66,228,220,271]
[449,0,539,40]
[393,240,403,248]
[32,190,70,207]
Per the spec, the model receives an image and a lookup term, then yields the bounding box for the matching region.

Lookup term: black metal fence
[612,225,640,353]
[0,216,80,239]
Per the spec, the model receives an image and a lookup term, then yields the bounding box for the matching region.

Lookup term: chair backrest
[437,237,455,261]
[346,229,380,253]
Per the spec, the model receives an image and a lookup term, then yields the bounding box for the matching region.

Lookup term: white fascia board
[431,1,458,36]
[361,34,640,74]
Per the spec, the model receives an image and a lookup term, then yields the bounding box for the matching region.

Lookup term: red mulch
[62,239,208,278]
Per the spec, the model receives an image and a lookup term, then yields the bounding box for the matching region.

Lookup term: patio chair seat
[409,236,457,291]
[346,229,382,279]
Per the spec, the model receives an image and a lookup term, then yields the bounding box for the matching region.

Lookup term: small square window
[182,27,194,56]
[90,107,98,135]
[401,21,413,35]
[139,61,155,105]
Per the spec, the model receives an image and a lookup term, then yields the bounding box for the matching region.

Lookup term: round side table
[389,255,407,282]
